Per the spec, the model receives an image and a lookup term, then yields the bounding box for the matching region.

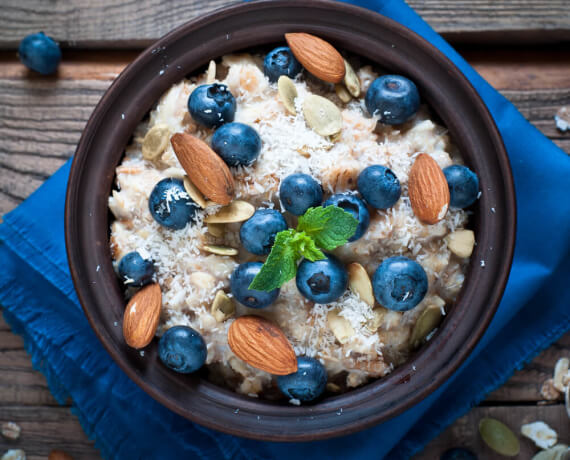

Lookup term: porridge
[108,33,479,403]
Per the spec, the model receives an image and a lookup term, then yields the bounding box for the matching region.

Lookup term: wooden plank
[0,1,568,48]
[0,406,99,460]
[414,404,570,459]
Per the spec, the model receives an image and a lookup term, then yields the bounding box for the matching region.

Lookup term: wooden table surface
[0,1,569,458]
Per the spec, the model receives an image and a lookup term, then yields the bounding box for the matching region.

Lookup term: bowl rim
[65,0,516,441]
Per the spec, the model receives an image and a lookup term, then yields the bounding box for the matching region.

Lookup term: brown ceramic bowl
[65,0,516,442]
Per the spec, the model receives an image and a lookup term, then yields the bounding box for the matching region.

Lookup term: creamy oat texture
[109,54,471,397]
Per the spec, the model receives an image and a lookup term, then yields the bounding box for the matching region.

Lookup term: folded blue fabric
[1,0,569,458]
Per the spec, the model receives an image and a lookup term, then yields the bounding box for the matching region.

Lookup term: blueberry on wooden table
[296,254,348,304]
[18,32,61,75]
[357,165,401,209]
[440,447,477,460]
[263,46,302,83]
[148,178,198,230]
[239,209,288,256]
[443,165,480,208]
[188,83,236,128]
[158,326,207,374]
[279,173,323,216]
[324,193,370,242]
[365,75,420,125]
[117,251,155,287]
[211,122,262,167]
[277,356,327,402]
[372,256,428,311]
[230,262,280,308]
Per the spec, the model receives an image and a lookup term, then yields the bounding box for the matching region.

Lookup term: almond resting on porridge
[108,34,479,403]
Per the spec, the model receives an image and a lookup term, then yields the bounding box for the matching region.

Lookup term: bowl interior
[65,0,515,441]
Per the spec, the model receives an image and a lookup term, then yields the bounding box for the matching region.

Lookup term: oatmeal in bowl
[108,32,481,405]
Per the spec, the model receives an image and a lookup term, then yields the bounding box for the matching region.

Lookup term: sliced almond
[365,308,386,333]
[410,303,444,348]
[303,94,343,137]
[521,421,558,450]
[183,176,208,208]
[565,384,570,419]
[162,167,186,179]
[202,245,238,256]
[211,290,235,322]
[445,229,475,258]
[171,132,234,205]
[408,153,450,224]
[285,33,345,83]
[553,357,569,392]
[228,315,297,375]
[123,283,162,349]
[335,84,352,103]
[206,59,216,84]
[204,200,255,223]
[142,124,171,160]
[347,262,374,306]
[327,309,355,344]
[532,445,570,460]
[343,60,360,98]
[207,222,225,238]
[278,75,297,115]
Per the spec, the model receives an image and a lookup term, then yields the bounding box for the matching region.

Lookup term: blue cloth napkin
[1,0,569,458]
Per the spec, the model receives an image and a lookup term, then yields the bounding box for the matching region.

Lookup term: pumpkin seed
[183,176,208,208]
[278,75,297,115]
[327,309,354,344]
[365,308,386,333]
[410,302,444,348]
[202,245,239,256]
[206,59,216,84]
[479,417,520,457]
[211,290,235,322]
[335,84,352,103]
[532,444,569,460]
[204,200,255,223]
[162,167,186,179]
[347,262,374,306]
[207,222,225,238]
[303,94,343,136]
[553,357,569,392]
[343,59,360,97]
[142,124,170,160]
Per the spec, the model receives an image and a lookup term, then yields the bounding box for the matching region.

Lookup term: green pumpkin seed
[202,245,239,256]
[410,303,444,348]
[211,290,235,322]
[479,417,520,457]
[183,176,207,208]
[142,124,170,160]
[335,84,352,103]
[303,94,343,137]
[278,75,298,115]
[343,60,360,98]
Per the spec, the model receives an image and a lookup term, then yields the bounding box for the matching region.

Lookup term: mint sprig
[248,206,358,292]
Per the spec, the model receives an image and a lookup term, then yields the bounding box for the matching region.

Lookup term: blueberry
[277,356,327,402]
[372,256,428,311]
[263,46,302,83]
[443,165,480,208]
[188,84,236,128]
[148,178,198,230]
[279,174,323,216]
[18,32,61,75]
[158,326,207,374]
[117,251,155,287]
[230,262,280,308]
[440,448,477,460]
[357,165,401,209]
[240,209,288,256]
[211,122,262,167]
[324,193,370,242]
[365,75,420,125]
[296,254,348,304]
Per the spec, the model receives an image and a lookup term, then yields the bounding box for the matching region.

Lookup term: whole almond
[228,316,297,375]
[48,450,74,460]
[171,133,234,205]
[123,283,162,349]
[408,154,450,224]
[285,33,345,83]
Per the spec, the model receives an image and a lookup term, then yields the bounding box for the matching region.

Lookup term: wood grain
[0,1,568,49]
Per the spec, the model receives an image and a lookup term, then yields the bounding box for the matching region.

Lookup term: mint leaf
[248,229,298,292]
[290,231,326,262]
[297,206,358,250]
